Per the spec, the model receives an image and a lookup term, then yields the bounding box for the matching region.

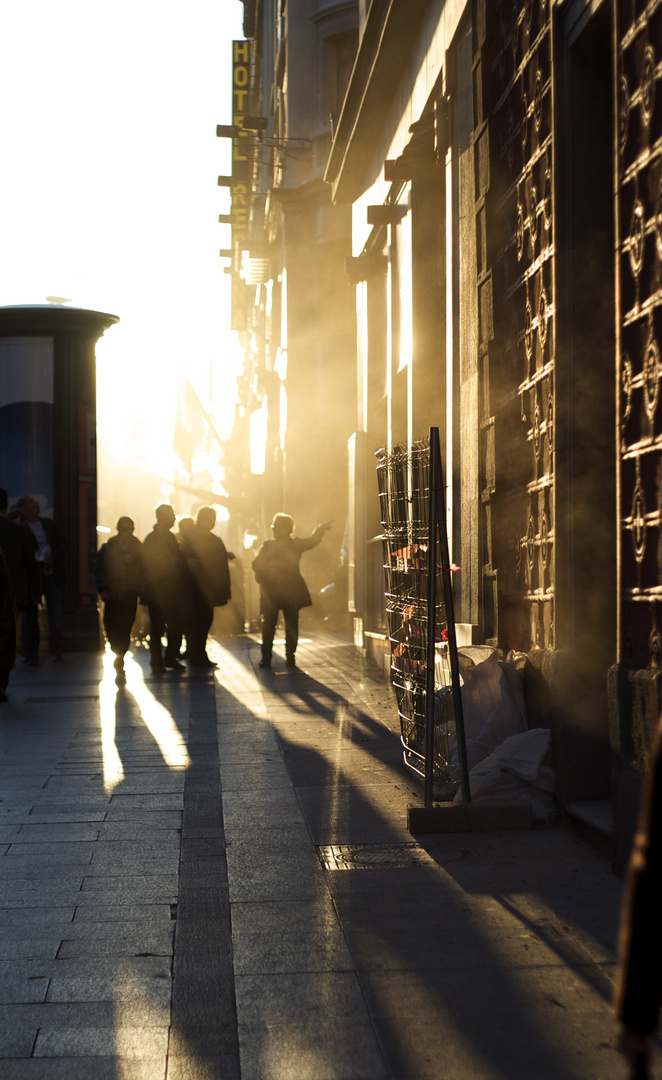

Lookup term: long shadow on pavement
[242,644,624,1080]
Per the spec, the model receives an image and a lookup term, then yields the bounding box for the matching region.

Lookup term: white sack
[448,646,529,772]
[453,728,556,822]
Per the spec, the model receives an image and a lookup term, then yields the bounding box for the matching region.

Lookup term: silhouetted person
[182,506,234,669]
[141,504,187,673]
[0,487,40,694]
[178,516,195,543]
[615,711,662,1079]
[173,516,196,659]
[0,487,40,621]
[252,513,330,669]
[16,495,66,663]
[96,517,144,685]
[0,546,15,701]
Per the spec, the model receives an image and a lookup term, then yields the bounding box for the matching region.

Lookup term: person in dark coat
[96,517,144,685]
[141,504,187,673]
[252,513,330,669]
[16,494,66,662]
[615,711,662,1074]
[0,546,16,700]
[0,488,40,617]
[0,488,40,692]
[181,506,234,669]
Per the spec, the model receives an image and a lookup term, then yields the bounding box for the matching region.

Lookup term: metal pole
[433,432,471,802]
[424,429,439,807]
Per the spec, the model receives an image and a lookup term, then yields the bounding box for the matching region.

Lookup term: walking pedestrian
[181,505,234,669]
[16,495,66,662]
[173,516,196,660]
[252,513,331,669]
[96,516,144,685]
[141,504,187,673]
[0,487,40,692]
[0,489,40,620]
[0,546,16,701]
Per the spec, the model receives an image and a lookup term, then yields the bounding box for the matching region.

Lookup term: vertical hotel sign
[232,40,250,257]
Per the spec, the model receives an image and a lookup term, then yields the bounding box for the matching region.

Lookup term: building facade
[230,0,662,864]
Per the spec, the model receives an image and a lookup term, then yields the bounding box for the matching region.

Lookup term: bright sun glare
[0,0,245,531]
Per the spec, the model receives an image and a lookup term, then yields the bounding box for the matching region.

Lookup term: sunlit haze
[0,0,244,536]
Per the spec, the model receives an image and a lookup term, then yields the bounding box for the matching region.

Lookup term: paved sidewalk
[0,633,631,1079]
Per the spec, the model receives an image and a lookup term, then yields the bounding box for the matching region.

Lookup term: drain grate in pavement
[317,842,433,870]
[24,695,100,703]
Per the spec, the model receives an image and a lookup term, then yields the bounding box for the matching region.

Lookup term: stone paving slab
[0,885,85,908]
[43,776,185,794]
[220,789,307,822]
[231,899,354,975]
[222,820,312,845]
[0,1000,155,1030]
[0,909,76,929]
[6,844,96,861]
[78,874,178,903]
[22,799,113,812]
[42,956,171,1004]
[10,824,102,843]
[225,844,326,904]
[33,1025,168,1057]
[235,971,388,1080]
[106,794,184,810]
[0,1059,166,1078]
[0,940,63,961]
[87,837,182,854]
[0,860,93,880]
[6,814,108,825]
[84,855,180,876]
[0,827,28,842]
[218,759,291,785]
[57,926,174,958]
[70,902,173,923]
[0,964,50,1004]
[0,1027,38,1057]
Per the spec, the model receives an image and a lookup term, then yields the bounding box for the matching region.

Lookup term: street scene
[2,0,662,1076]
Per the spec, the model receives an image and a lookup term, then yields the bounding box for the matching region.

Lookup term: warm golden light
[99,650,125,795]
[98,648,190,797]
[123,654,191,770]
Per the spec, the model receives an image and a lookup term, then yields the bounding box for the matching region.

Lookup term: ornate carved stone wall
[617,0,662,672]
[474,0,554,653]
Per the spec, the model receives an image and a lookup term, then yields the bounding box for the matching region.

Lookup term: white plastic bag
[454,728,556,822]
[449,646,529,772]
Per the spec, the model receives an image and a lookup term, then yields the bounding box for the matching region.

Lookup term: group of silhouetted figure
[0,492,333,695]
[98,506,331,686]
[96,503,234,685]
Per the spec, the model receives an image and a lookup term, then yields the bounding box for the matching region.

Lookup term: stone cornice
[324,0,430,203]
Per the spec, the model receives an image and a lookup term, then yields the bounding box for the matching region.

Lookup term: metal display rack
[376,428,470,805]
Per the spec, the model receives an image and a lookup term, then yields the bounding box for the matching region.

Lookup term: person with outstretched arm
[252,514,331,670]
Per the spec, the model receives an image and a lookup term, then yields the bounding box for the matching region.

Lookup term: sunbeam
[123,654,191,770]
[99,649,125,795]
[98,649,190,796]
